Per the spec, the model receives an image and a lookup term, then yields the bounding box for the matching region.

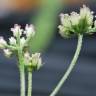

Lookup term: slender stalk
[17,31,26,96]
[18,53,26,96]
[19,65,26,96]
[50,34,83,96]
[27,71,32,96]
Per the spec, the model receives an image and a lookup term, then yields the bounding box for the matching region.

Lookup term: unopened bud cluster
[58,5,96,38]
[0,24,42,71]
[24,52,42,71]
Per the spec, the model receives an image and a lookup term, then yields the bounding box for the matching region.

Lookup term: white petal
[9,37,16,45]
[20,37,26,46]
[11,24,23,37]
[3,49,12,57]
[80,5,93,26]
[24,52,30,64]
[24,24,35,37]
[70,12,80,25]
[0,37,7,48]
[94,20,96,27]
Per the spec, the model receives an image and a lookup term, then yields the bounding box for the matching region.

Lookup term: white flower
[70,12,80,25]
[80,5,93,26]
[60,13,71,28]
[20,37,26,47]
[11,24,23,37]
[9,37,16,45]
[58,5,95,38]
[59,13,65,25]
[37,57,42,70]
[58,25,70,38]
[0,37,7,49]
[94,20,96,27]
[24,52,42,71]
[24,24,35,37]
[24,52,30,58]
[24,52,30,64]
[31,53,42,69]
[3,49,12,57]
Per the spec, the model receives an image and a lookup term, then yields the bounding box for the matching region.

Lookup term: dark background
[0,0,96,96]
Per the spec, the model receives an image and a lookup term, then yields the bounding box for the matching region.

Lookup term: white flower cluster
[0,24,35,57]
[24,52,42,71]
[58,5,96,38]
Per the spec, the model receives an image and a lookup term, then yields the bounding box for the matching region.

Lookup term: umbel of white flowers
[0,24,42,71]
[58,5,96,38]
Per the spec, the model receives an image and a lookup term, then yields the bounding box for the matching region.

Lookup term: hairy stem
[50,34,83,96]
[27,71,32,96]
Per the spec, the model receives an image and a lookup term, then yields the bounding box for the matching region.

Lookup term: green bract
[58,5,96,38]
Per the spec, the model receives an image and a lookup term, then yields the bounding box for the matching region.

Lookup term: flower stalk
[18,50,26,96]
[50,5,95,96]
[24,52,42,96]
[27,71,32,96]
[0,24,43,96]
[19,65,26,96]
[50,34,83,96]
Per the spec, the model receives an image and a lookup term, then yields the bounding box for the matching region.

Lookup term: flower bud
[31,53,42,70]
[24,52,42,71]
[80,5,93,26]
[9,37,16,45]
[11,24,23,37]
[24,24,35,37]
[20,37,26,47]
[60,13,71,28]
[3,49,12,58]
[24,51,30,64]
[0,37,7,49]
[70,12,80,26]
[94,20,96,27]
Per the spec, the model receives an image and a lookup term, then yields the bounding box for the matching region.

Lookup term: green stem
[19,65,26,96]
[50,34,83,96]
[18,54,26,96]
[17,31,26,96]
[27,71,32,96]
